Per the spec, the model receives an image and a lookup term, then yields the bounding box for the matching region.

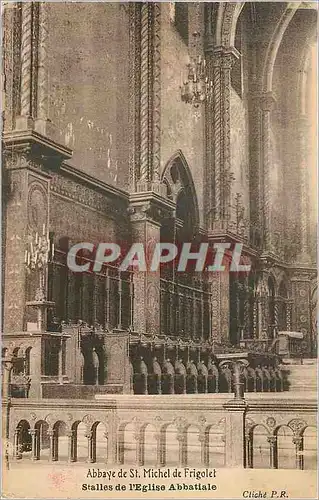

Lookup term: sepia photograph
[1,0,318,498]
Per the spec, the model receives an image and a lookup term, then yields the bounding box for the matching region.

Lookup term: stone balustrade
[4,393,317,470]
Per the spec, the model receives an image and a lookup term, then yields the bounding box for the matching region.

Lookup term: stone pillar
[16,1,34,130]
[13,429,22,460]
[245,434,253,468]
[293,436,304,470]
[107,411,117,465]
[30,429,39,461]
[128,193,174,335]
[135,3,161,193]
[256,273,269,339]
[86,431,95,463]
[208,270,229,343]
[136,434,144,466]
[177,433,187,467]
[158,432,166,467]
[204,46,239,227]
[34,2,51,136]
[199,433,209,466]
[224,400,247,467]
[2,356,13,400]
[233,363,245,400]
[28,335,42,398]
[67,430,76,463]
[267,435,278,469]
[117,438,124,465]
[260,92,276,252]
[104,331,131,393]
[154,432,162,467]
[48,430,55,461]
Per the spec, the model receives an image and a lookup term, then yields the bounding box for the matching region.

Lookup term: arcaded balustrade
[7,394,317,470]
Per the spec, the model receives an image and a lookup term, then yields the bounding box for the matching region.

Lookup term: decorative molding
[20,2,33,118]
[50,174,127,221]
[136,3,161,190]
[128,3,141,190]
[3,3,22,130]
[3,129,72,164]
[36,2,49,121]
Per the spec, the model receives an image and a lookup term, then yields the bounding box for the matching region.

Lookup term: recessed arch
[162,150,200,231]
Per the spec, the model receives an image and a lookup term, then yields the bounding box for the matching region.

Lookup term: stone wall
[47,3,130,189]
[160,3,204,224]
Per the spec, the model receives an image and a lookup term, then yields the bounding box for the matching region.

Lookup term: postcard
[1,1,317,499]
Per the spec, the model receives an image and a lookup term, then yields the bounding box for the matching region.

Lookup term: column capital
[267,435,277,445]
[129,191,175,224]
[205,45,240,67]
[292,436,303,446]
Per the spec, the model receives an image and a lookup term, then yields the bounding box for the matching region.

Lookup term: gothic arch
[262,3,301,92]
[162,150,199,230]
[298,31,317,116]
[215,3,245,48]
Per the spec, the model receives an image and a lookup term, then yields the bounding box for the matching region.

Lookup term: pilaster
[104,330,131,393]
[224,399,247,467]
[129,192,175,334]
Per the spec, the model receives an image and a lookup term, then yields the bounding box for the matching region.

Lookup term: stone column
[136,433,144,466]
[34,2,51,136]
[67,430,76,463]
[154,432,162,467]
[293,436,304,470]
[2,356,13,400]
[30,429,39,461]
[204,46,239,227]
[135,3,161,193]
[224,400,247,467]
[14,429,22,460]
[158,432,166,467]
[16,1,34,130]
[86,431,95,463]
[233,362,245,400]
[199,433,209,466]
[48,430,55,461]
[267,435,278,469]
[177,433,187,467]
[117,438,124,465]
[245,434,253,468]
[260,92,276,252]
[256,274,269,339]
[208,269,229,343]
